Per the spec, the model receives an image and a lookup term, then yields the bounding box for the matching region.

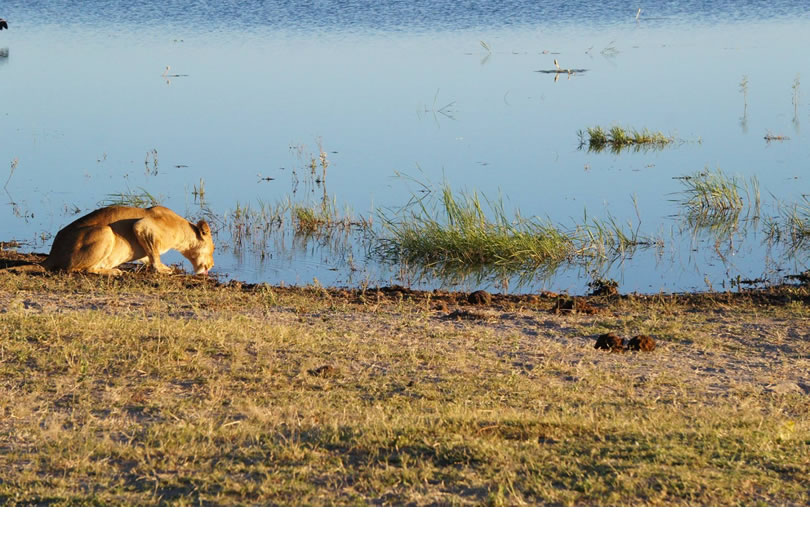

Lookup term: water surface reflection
[1,1,808,292]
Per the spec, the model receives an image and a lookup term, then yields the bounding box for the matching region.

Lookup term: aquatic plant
[375,185,658,284]
[375,185,575,282]
[739,75,749,111]
[144,149,158,176]
[677,170,744,214]
[289,138,331,193]
[224,196,371,252]
[4,157,18,189]
[579,206,657,260]
[764,196,810,252]
[739,75,749,131]
[419,89,457,121]
[103,187,162,208]
[674,169,760,242]
[224,200,284,249]
[601,41,619,58]
[192,177,206,205]
[292,197,367,236]
[578,126,675,153]
[792,74,800,124]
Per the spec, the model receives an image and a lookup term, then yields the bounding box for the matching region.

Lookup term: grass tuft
[376,185,575,282]
[764,195,810,252]
[674,169,760,242]
[677,169,744,214]
[578,126,675,153]
[224,197,371,253]
[375,185,657,284]
[103,188,162,208]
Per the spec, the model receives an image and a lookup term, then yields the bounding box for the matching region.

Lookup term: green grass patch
[375,185,657,284]
[579,125,675,153]
[103,188,162,208]
[375,185,576,282]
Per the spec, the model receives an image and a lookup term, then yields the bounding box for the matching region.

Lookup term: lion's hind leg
[67,226,121,275]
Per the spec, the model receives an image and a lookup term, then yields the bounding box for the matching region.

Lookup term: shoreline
[2,247,808,302]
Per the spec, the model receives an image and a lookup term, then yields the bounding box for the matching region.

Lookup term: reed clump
[376,186,575,281]
[103,188,162,208]
[224,197,370,252]
[292,197,368,237]
[224,200,284,249]
[677,169,745,214]
[579,125,675,153]
[765,196,810,252]
[375,186,657,283]
[674,169,760,241]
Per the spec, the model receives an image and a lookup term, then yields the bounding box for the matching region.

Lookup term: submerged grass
[674,169,760,242]
[224,197,371,252]
[103,188,162,208]
[375,185,657,284]
[291,197,367,236]
[579,125,675,153]
[765,196,810,252]
[376,185,576,281]
[677,169,746,214]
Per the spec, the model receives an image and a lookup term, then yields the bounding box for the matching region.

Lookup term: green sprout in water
[578,125,675,153]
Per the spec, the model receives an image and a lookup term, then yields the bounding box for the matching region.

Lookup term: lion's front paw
[90,268,123,276]
[152,264,174,275]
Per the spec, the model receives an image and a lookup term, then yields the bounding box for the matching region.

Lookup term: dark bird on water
[0,19,8,30]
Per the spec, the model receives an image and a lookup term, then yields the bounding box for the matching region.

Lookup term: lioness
[43,205,215,276]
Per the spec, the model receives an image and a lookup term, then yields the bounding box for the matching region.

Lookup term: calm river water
[1,1,809,293]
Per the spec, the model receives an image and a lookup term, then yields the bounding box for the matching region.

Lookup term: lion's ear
[196,221,211,238]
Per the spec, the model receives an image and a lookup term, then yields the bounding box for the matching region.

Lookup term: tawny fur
[43,206,215,276]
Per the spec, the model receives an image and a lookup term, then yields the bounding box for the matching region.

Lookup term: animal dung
[595,333,625,352]
[467,289,492,305]
[628,335,656,352]
[595,333,656,352]
[552,297,601,315]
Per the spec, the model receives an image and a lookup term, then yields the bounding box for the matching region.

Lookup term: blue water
[1,1,809,292]
[5,1,808,32]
